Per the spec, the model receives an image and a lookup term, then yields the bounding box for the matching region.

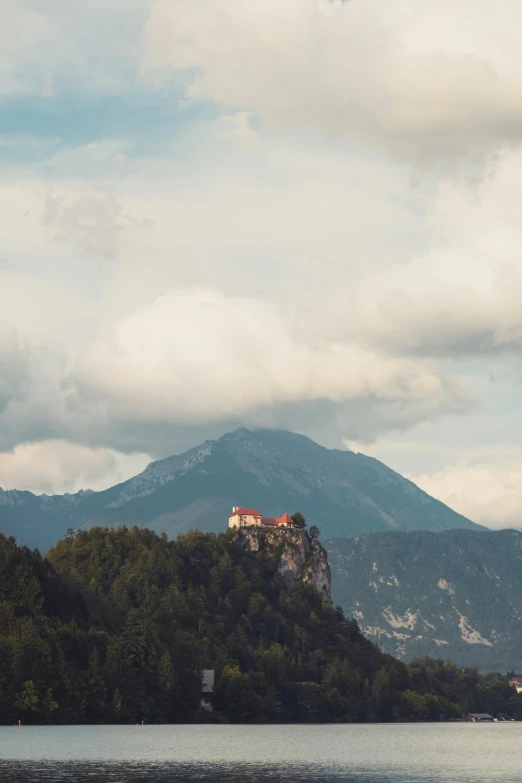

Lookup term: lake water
[0,724,520,782]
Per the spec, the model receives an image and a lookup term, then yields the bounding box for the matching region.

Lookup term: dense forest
[1,527,521,725]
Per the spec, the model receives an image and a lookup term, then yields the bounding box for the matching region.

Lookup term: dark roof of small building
[468,713,494,719]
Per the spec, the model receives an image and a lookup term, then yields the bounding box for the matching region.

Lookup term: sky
[2,0,522,529]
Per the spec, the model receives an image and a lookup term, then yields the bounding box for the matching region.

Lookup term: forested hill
[1,527,521,725]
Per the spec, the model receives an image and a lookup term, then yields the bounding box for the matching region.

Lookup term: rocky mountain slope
[0,428,482,551]
[235,526,331,599]
[328,529,522,671]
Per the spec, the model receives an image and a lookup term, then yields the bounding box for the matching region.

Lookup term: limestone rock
[234,526,331,600]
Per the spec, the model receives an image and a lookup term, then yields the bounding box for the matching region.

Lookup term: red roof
[230,507,294,526]
[261,514,294,526]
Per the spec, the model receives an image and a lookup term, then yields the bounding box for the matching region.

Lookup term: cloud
[409,459,522,530]
[350,148,522,358]
[0,125,497,464]
[212,113,263,156]
[0,321,74,450]
[43,190,148,261]
[68,286,470,441]
[4,0,522,499]
[0,0,148,97]
[0,440,150,494]
[0,3,57,95]
[0,323,33,414]
[0,285,472,458]
[143,0,522,160]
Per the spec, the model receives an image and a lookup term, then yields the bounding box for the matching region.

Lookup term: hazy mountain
[328,529,522,672]
[0,428,482,552]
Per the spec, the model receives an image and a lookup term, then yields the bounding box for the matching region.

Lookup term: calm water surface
[0,724,520,782]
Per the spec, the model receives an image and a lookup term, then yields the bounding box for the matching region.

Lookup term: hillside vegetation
[0,528,520,724]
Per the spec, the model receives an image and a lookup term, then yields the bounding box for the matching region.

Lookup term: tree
[213,665,266,722]
[1,528,519,726]
[309,526,321,540]
[371,666,393,721]
[14,680,40,720]
[291,512,306,529]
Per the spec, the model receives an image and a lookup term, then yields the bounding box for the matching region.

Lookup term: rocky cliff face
[234,526,331,599]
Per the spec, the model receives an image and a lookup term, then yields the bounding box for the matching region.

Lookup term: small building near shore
[466,713,494,722]
[201,669,215,712]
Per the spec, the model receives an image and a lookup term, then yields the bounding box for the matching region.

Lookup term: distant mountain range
[327,529,522,672]
[0,428,482,552]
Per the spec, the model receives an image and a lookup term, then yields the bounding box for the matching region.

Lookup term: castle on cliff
[228,506,295,529]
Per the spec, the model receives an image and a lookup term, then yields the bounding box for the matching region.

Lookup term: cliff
[234,526,331,599]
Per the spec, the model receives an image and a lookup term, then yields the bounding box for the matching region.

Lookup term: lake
[0,724,520,782]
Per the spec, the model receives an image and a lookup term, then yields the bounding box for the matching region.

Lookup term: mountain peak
[224,427,253,440]
[0,428,484,552]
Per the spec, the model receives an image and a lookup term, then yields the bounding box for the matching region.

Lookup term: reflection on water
[1,724,521,783]
[0,761,426,783]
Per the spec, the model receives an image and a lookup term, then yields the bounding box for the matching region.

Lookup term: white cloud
[0,3,57,94]
[347,148,522,358]
[212,113,263,156]
[4,0,522,501]
[0,283,471,459]
[70,287,469,428]
[0,323,33,414]
[0,0,148,97]
[0,440,150,495]
[0,128,509,466]
[410,459,522,530]
[43,190,148,261]
[143,0,522,159]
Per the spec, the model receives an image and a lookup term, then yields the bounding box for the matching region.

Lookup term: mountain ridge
[0,428,483,551]
[327,528,522,671]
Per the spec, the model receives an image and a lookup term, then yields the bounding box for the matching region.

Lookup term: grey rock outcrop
[234,526,331,599]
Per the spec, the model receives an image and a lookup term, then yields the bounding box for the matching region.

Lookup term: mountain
[328,529,522,672]
[0,428,482,552]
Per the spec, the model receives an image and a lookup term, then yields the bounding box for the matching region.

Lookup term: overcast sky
[1,0,522,529]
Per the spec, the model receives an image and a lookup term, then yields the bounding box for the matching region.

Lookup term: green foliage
[309,526,320,540]
[0,529,520,725]
[291,513,306,529]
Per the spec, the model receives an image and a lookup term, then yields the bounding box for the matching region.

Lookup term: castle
[228,506,295,529]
